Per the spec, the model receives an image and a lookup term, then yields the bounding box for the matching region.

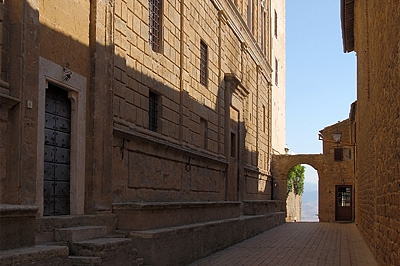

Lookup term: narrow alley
[189,223,378,266]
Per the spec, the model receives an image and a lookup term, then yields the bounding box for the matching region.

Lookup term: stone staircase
[48,220,144,266]
[0,213,144,266]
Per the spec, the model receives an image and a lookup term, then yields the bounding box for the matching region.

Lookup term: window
[262,105,266,132]
[149,0,162,52]
[200,118,208,150]
[261,7,266,54]
[274,10,278,38]
[148,91,159,132]
[247,0,253,31]
[275,58,278,86]
[200,40,208,86]
[231,132,236,157]
[334,148,344,161]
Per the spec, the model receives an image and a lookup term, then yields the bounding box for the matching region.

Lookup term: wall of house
[271,0,286,155]
[319,119,355,222]
[0,0,284,215]
[353,1,400,264]
[111,0,276,203]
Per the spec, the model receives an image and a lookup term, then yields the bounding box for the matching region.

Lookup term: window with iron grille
[148,91,159,132]
[334,148,344,161]
[200,40,208,86]
[149,0,162,52]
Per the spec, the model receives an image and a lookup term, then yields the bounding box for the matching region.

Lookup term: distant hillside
[302,182,318,221]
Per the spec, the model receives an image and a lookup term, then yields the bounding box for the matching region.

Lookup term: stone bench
[0,204,38,250]
[243,200,282,215]
[112,201,241,231]
[128,212,286,265]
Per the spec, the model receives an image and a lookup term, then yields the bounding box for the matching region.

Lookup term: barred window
[200,40,208,86]
[148,91,159,132]
[149,0,162,52]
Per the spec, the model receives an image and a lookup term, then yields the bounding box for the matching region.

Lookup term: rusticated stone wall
[111,0,276,203]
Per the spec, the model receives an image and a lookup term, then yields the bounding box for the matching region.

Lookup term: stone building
[272,111,356,223]
[341,0,400,264]
[0,0,286,265]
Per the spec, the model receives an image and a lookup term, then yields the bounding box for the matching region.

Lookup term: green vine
[287,164,305,197]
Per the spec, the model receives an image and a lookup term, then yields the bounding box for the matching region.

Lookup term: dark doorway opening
[335,185,352,221]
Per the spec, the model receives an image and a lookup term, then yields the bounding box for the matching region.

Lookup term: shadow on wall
[1,0,275,211]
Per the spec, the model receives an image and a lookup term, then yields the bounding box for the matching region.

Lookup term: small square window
[334,148,344,161]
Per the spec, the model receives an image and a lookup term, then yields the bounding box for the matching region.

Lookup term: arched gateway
[272,154,325,221]
[272,149,355,223]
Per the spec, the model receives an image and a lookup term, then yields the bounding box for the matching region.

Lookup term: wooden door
[43,84,71,216]
[335,185,352,221]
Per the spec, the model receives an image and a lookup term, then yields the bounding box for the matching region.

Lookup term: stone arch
[271,154,324,206]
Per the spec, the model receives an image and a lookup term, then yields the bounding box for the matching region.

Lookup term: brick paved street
[188,222,378,266]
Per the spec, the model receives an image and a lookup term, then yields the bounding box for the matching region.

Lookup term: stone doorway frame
[37,57,86,216]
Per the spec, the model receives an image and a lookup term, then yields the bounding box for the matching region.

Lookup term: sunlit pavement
[188,222,378,266]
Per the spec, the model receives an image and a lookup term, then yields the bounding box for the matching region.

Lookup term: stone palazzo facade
[0,0,286,265]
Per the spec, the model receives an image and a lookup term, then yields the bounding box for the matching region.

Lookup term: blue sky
[286,0,357,183]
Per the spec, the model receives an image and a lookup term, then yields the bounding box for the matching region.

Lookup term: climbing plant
[287,164,305,197]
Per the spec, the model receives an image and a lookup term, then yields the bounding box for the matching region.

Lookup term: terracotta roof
[341,0,355,52]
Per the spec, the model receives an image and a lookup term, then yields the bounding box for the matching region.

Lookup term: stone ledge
[0,204,38,217]
[243,200,282,215]
[112,201,241,231]
[0,204,38,251]
[128,212,285,265]
[0,245,69,266]
[36,214,117,244]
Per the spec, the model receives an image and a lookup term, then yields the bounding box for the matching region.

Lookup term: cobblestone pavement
[188,222,378,266]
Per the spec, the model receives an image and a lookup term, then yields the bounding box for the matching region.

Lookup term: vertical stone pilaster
[86,0,115,213]
[217,10,228,155]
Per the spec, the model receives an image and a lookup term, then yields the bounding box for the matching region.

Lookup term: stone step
[69,255,102,266]
[0,245,69,266]
[128,212,285,266]
[71,238,136,266]
[56,226,108,243]
[36,214,117,244]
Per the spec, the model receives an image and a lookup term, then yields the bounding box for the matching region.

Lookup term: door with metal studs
[43,84,71,216]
